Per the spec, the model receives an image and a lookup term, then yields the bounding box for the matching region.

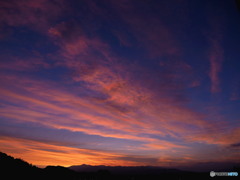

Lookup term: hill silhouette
[0,152,237,180]
[0,152,44,180]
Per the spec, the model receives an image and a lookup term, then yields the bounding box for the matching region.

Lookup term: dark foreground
[0,152,238,180]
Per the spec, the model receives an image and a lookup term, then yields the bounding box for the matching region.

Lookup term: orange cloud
[0,72,227,149]
[1,0,239,169]
[0,136,140,167]
[0,135,197,168]
[0,6,235,165]
[187,126,240,146]
[0,74,194,156]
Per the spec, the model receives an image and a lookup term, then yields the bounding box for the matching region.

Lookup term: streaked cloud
[0,0,65,31]
[0,0,239,168]
[208,38,224,93]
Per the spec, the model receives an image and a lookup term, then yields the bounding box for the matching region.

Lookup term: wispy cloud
[0,54,50,71]
[1,70,235,151]
[208,38,224,93]
[104,0,180,58]
[206,0,226,94]
[0,0,65,31]
[0,0,239,167]
[0,136,137,167]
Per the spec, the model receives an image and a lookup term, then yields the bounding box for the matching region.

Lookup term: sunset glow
[0,0,240,168]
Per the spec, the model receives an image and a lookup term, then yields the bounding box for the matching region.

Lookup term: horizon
[1,151,239,173]
[0,0,240,170]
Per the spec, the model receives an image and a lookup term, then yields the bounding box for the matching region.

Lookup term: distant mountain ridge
[69,164,182,175]
[69,161,240,173]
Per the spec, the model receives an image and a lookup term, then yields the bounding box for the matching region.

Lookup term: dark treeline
[0,152,238,180]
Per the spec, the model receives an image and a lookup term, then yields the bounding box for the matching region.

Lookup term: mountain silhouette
[69,164,182,174]
[1,151,237,180]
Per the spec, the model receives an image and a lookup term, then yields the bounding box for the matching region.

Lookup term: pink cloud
[37,19,227,149]
[0,54,50,71]
[208,38,224,93]
[0,72,223,148]
[1,0,239,168]
[206,2,226,94]
[0,70,238,167]
[47,21,152,110]
[187,126,240,147]
[0,20,228,155]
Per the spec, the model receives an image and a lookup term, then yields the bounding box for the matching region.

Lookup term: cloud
[230,142,240,148]
[0,135,195,167]
[47,20,153,113]
[116,156,159,165]
[0,0,238,167]
[0,136,134,167]
[206,0,226,94]
[45,2,198,111]
[105,0,180,58]
[187,126,240,147]
[0,136,190,167]
[0,15,228,150]
[0,76,162,140]
[0,0,65,31]
[0,71,227,152]
[230,82,240,101]
[0,53,50,72]
[208,38,224,93]
[1,73,202,159]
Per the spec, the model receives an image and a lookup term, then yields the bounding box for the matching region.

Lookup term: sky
[0,0,240,169]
